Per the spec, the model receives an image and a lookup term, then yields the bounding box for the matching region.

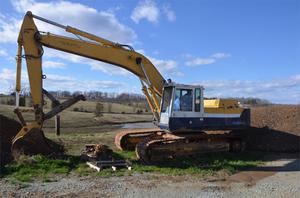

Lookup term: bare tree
[95,102,104,117]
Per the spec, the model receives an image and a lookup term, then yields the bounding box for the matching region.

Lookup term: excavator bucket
[11,124,63,156]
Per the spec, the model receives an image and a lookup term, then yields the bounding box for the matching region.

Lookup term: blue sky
[0,0,299,104]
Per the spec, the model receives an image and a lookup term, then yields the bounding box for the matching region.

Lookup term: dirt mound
[251,105,300,135]
[233,105,300,152]
[0,114,22,164]
[0,114,64,165]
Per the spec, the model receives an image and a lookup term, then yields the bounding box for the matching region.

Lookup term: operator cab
[159,82,205,131]
[158,82,250,131]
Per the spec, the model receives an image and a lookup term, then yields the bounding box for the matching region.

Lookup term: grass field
[0,104,152,153]
[0,103,263,183]
[69,100,148,114]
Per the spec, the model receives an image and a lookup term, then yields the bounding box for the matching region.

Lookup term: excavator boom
[13,11,165,154]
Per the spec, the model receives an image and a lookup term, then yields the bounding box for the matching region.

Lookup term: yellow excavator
[12,11,250,163]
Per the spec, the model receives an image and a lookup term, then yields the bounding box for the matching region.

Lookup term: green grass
[117,151,263,176]
[3,155,84,183]
[2,151,263,183]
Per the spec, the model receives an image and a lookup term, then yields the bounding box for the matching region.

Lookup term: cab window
[195,88,201,112]
[173,88,193,111]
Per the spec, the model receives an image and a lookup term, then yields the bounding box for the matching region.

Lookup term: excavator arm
[13,11,165,152]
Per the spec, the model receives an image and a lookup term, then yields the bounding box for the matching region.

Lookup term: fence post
[55,115,60,136]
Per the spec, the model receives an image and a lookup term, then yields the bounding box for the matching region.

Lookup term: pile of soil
[251,105,300,135]
[0,114,64,165]
[233,105,300,152]
[0,114,22,164]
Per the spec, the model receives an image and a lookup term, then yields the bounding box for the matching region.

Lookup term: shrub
[136,109,143,114]
[73,107,79,112]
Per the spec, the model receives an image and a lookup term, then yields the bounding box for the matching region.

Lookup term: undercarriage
[115,129,244,163]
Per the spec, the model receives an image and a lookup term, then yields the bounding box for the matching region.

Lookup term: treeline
[204,96,272,106]
[2,90,147,102]
[232,97,271,106]
[48,91,146,103]
[1,90,272,107]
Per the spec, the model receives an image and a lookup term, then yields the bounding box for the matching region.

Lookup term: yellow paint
[204,99,243,114]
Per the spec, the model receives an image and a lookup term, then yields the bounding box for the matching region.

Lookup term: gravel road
[1,155,299,198]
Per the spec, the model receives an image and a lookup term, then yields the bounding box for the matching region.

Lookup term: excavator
[12,11,250,163]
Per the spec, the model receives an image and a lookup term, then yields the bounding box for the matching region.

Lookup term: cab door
[159,86,173,127]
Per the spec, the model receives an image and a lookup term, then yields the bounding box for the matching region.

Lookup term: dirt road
[0,154,299,198]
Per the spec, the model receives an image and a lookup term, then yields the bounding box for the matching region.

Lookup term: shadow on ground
[232,127,300,153]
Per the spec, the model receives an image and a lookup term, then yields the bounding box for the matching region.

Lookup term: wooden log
[86,162,100,172]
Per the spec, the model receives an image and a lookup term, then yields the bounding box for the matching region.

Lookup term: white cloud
[0,68,15,81]
[45,47,181,78]
[46,74,74,82]
[131,1,176,24]
[0,67,127,93]
[135,49,182,77]
[44,48,130,76]
[89,61,130,76]
[137,49,182,77]
[185,52,231,67]
[44,74,125,90]
[12,0,34,12]
[211,53,231,59]
[82,80,125,90]
[193,74,300,104]
[0,14,21,43]
[1,0,136,44]
[44,75,126,91]
[0,0,138,77]
[45,75,126,91]
[291,74,300,81]
[45,48,83,63]
[43,61,66,69]
[185,58,215,66]
[162,5,176,22]
[131,0,160,24]
[149,57,183,77]
[0,49,8,56]
[0,68,29,92]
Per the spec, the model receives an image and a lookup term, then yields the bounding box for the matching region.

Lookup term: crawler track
[115,129,243,163]
[114,128,164,150]
[135,132,243,163]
